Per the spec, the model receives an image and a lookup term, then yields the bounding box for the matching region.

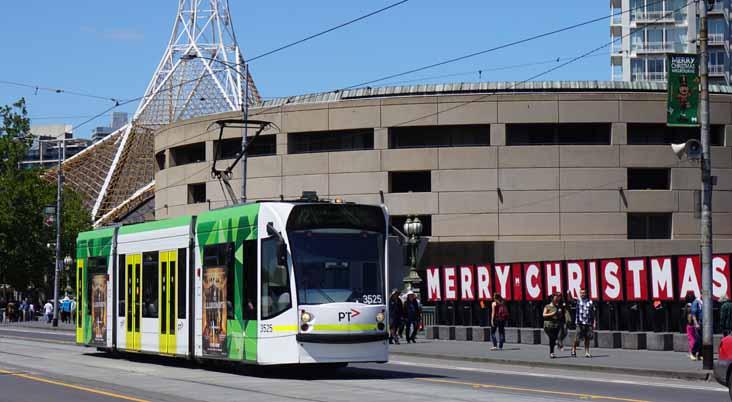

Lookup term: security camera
[671,139,702,160]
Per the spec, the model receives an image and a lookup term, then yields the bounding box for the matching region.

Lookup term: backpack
[496,303,509,321]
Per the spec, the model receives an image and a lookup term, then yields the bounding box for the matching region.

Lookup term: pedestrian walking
[70,297,76,325]
[571,289,596,358]
[43,300,53,324]
[721,296,732,337]
[490,293,508,350]
[683,294,696,360]
[388,289,404,344]
[28,302,35,321]
[557,292,572,351]
[61,296,71,323]
[542,293,563,359]
[690,293,704,361]
[19,299,28,322]
[404,291,422,344]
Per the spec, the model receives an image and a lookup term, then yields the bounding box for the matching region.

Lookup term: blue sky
[0,1,610,138]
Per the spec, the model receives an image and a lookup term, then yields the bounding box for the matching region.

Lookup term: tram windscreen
[289,228,385,305]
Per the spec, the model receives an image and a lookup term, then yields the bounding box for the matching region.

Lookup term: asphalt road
[0,327,727,402]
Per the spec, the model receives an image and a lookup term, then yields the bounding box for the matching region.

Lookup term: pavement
[0,319,75,331]
[390,337,712,381]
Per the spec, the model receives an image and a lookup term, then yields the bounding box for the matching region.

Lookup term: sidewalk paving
[390,338,713,381]
[0,319,75,332]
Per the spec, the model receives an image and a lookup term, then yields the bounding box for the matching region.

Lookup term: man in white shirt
[43,301,53,323]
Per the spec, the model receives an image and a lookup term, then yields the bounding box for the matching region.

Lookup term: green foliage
[0,99,91,294]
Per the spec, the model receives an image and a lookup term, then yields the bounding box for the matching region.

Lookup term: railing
[709,33,725,45]
[638,41,674,52]
[632,10,675,22]
[709,64,725,75]
[421,305,436,327]
[632,72,666,81]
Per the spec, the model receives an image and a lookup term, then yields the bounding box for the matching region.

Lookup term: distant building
[21,124,90,170]
[610,0,730,85]
[91,112,129,143]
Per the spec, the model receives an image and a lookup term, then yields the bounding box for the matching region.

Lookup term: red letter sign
[713,255,731,300]
[678,256,701,299]
[649,257,673,300]
[587,261,600,301]
[476,265,492,301]
[545,262,563,296]
[444,266,457,301]
[524,263,542,301]
[566,261,585,299]
[601,259,623,301]
[426,267,441,301]
[625,258,648,301]
[459,265,475,301]
[494,264,512,300]
[511,263,523,301]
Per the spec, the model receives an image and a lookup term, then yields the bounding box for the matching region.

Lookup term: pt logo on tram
[338,309,361,322]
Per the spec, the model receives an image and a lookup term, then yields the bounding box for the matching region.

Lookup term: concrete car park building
[154,81,732,267]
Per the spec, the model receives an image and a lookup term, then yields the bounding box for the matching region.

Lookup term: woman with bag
[557,292,573,351]
[543,293,563,358]
[490,293,508,350]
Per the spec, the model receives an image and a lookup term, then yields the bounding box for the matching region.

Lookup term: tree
[0,99,91,298]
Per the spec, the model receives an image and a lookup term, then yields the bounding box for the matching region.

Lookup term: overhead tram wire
[0,79,123,104]
[343,0,671,90]
[246,0,410,62]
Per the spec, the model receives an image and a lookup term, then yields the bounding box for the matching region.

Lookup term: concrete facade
[154,84,732,263]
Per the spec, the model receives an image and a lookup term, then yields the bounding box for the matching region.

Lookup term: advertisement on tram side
[91,274,107,345]
[202,266,228,356]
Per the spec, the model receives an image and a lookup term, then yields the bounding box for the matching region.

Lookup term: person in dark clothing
[543,293,563,358]
[388,289,404,344]
[721,297,732,337]
[404,291,422,344]
[490,293,508,350]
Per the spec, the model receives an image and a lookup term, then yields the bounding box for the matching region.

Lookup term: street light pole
[241,62,249,204]
[698,0,714,370]
[402,216,423,299]
[52,138,66,327]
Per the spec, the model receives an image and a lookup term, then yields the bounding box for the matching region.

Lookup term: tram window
[242,239,258,320]
[203,243,235,320]
[142,252,159,318]
[118,254,125,316]
[261,237,291,319]
[178,248,187,319]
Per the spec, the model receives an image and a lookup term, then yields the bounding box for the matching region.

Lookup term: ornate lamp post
[402,216,423,298]
[63,256,73,296]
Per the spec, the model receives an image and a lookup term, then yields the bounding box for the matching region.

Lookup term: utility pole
[698,0,714,370]
[241,62,250,204]
[52,138,66,327]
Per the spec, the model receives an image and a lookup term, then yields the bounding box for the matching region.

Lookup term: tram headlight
[301,310,313,323]
[376,311,385,323]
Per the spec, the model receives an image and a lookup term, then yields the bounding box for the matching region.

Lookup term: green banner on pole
[667,53,700,127]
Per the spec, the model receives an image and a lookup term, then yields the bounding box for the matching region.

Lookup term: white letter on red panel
[650,257,673,300]
[444,266,457,301]
[460,265,475,301]
[545,262,562,296]
[678,256,701,299]
[426,267,441,301]
[495,264,511,300]
[476,265,492,300]
[601,259,623,301]
[713,255,730,300]
[566,261,585,299]
[524,263,542,301]
[588,261,600,301]
[625,258,648,301]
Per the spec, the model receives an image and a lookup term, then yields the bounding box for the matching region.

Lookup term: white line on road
[389,359,727,393]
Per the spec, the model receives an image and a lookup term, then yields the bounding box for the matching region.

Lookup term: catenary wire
[247,0,410,62]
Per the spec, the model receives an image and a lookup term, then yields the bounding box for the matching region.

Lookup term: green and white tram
[76,200,389,365]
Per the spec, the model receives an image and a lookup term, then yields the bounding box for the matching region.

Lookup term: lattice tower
[47,0,260,227]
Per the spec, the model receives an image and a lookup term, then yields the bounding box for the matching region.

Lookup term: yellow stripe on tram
[312,324,378,331]
[272,325,298,332]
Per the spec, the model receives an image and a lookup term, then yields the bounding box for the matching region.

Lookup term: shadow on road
[85,351,444,381]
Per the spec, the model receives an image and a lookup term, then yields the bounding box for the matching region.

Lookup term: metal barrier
[422,305,436,327]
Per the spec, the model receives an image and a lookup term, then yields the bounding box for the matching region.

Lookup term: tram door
[125,254,142,351]
[159,251,177,354]
[76,258,84,343]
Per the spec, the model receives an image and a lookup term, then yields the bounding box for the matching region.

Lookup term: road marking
[416,377,650,402]
[390,359,726,393]
[0,369,150,402]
